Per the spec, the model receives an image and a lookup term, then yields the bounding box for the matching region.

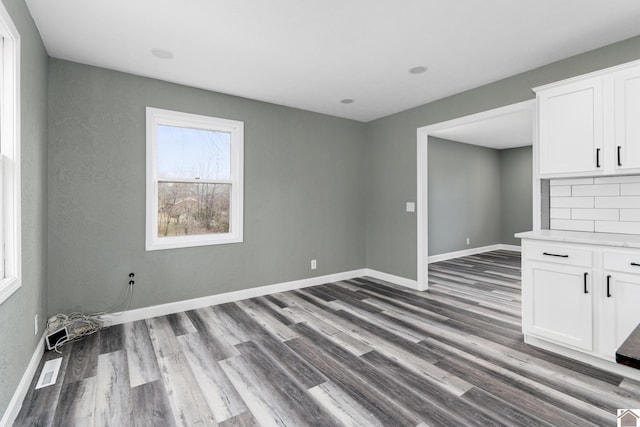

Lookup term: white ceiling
[429,107,533,149]
[25,0,640,122]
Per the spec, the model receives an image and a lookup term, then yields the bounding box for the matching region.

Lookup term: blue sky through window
[158,124,231,180]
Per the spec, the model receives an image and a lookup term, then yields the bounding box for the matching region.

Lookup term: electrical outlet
[311,259,317,270]
[34,314,38,336]
[466,237,470,245]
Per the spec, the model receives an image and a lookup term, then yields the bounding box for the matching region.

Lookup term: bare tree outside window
[156,125,232,238]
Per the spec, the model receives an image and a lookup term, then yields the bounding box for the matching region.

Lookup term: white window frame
[146,107,244,251]
[0,2,21,305]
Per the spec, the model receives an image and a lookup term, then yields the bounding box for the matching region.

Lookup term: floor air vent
[35,357,62,389]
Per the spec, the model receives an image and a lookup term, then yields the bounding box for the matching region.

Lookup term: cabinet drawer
[524,243,592,267]
[604,251,640,274]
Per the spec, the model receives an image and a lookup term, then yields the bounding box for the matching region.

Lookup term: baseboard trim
[364,269,423,291]
[428,244,521,264]
[1,334,45,427]
[500,244,522,252]
[104,269,367,326]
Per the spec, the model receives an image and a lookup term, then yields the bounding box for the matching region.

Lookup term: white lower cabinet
[522,240,640,362]
[524,262,593,351]
[598,251,640,359]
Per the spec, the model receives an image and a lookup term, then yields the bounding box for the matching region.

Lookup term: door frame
[416,99,536,290]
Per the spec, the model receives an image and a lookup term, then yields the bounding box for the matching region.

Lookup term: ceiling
[25,0,640,122]
[429,106,533,150]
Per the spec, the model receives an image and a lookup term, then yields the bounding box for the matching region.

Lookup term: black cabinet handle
[584,272,588,294]
[596,148,601,168]
[543,252,569,258]
[618,146,622,166]
[631,262,640,267]
[607,275,612,298]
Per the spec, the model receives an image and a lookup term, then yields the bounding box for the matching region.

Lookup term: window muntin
[146,108,243,251]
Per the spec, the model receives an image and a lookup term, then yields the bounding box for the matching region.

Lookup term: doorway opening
[416,100,535,289]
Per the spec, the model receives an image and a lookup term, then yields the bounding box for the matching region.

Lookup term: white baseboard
[1,334,45,427]
[427,243,521,264]
[500,244,522,252]
[364,269,423,291]
[104,269,367,326]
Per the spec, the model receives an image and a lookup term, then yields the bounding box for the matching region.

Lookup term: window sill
[0,276,21,305]
[146,234,243,251]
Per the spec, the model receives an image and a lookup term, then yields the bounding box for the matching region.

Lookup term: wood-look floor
[14,250,640,426]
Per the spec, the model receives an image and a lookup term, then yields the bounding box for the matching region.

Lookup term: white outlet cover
[406,202,415,212]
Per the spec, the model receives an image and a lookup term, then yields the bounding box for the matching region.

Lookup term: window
[0,3,21,305]
[146,107,244,250]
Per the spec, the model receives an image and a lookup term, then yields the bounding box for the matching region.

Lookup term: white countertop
[515,230,640,249]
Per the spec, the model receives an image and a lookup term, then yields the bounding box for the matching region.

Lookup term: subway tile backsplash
[549,175,640,234]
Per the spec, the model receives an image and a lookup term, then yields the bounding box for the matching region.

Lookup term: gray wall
[427,137,501,255]
[427,140,533,256]
[47,59,366,315]
[500,146,533,245]
[365,35,640,280]
[0,0,48,418]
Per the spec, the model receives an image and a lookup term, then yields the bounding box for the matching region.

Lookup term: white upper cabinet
[536,60,640,178]
[615,66,640,171]
[538,77,604,177]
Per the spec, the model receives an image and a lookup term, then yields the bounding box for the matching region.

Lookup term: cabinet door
[523,261,593,351]
[599,272,640,359]
[615,66,640,171]
[538,77,604,177]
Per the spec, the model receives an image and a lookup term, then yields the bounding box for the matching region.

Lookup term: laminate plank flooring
[14,250,640,426]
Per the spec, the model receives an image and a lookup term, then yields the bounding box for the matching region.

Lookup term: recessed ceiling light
[151,48,174,60]
[409,66,428,74]
[340,99,354,104]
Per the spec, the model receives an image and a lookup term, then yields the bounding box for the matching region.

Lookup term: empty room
[4,0,640,426]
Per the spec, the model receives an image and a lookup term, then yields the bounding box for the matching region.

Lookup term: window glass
[158,182,230,237]
[157,125,231,181]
